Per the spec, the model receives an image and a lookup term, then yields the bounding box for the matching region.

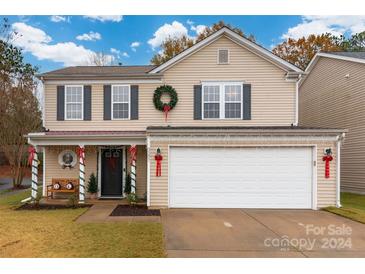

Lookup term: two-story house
[300,51,365,194]
[27,27,345,209]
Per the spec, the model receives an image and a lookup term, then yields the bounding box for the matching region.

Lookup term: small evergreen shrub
[124,173,131,194]
[87,173,98,194]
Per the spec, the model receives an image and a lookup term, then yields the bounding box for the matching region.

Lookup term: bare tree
[88,52,116,66]
[0,18,42,188]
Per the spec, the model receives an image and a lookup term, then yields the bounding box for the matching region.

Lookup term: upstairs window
[203,85,220,118]
[65,85,83,120]
[203,82,242,119]
[112,85,130,119]
[224,85,242,118]
[218,49,229,64]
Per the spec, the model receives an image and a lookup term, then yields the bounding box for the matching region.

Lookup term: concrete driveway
[161,209,365,257]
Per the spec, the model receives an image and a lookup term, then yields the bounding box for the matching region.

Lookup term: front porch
[26,131,148,204]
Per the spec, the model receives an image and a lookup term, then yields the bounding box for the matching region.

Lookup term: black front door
[101,148,123,196]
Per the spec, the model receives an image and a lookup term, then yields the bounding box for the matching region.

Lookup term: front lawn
[325,192,365,224]
[0,191,165,257]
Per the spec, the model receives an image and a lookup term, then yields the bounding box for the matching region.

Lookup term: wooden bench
[47,178,79,198]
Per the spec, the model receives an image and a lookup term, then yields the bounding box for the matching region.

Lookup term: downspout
[294,78,299,126]
[336,133,345,208]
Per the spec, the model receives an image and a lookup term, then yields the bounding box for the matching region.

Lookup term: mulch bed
[16,203,92,210]
[110,205,160,216]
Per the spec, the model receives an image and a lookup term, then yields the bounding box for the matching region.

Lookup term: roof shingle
[325,51,365,60]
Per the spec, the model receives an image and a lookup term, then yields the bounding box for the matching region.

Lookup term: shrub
[67,193,78,208]
[127,192,138,206]
[87,173,98,194]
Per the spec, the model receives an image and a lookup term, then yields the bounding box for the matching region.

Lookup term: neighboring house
[299,51,365,194]
[27,27,345,209]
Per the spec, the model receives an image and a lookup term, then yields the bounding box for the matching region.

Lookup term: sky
[4,15,365,73]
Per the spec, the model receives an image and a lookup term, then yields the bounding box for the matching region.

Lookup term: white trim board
[44,79,162,85]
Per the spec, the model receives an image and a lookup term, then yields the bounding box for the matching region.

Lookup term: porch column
[129,145,137,194]
[30,145,39,201]
[78,145,86,203]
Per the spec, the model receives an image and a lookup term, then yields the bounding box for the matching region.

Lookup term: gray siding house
[299,52,365,194]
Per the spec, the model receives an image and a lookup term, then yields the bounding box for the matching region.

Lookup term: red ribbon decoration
[129,145,137,164]
[28,146,36,166]
[108,157,117,170]
[155,154,163,177]
[163,104,171,122]
[76,146,85,163]
[322,155,333,178]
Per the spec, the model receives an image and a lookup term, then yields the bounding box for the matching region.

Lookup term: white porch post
[78,145,86,203]
[130,145,137,194]
[31,146,39,201]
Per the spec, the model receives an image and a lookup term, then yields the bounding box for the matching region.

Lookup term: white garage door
[169,147,313,209]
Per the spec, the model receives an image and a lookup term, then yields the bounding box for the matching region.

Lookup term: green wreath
[153,85,178,112]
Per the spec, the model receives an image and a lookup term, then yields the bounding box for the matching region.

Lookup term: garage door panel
[169,147,313,209]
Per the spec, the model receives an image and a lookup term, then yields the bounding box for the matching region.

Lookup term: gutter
[146,127,348,136]
[336,132,346,208]
[36,73,163,81]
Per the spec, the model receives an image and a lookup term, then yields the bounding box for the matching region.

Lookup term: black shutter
[103,85,111,120]
[193,85,202,120]
[57,86,65,121]
[130,85,139,120]
[83,85,92,120]
[242,84,251,120]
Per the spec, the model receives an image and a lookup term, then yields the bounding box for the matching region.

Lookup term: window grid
[224,85,242,119]
[203,85,220,119]
[202,83,242,119]
[65,85,83,120]
[112,85,130,120]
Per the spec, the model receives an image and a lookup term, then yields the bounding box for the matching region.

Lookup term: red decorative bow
[129,145,137,164]
[322,155,333,179]
[163,104,171,122]
[76,146,85,162]
[28,146,36,166]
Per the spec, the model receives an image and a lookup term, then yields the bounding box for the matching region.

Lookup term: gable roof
[299,51,365,86]
[38,65,160,80]
[149,26,303,74]
[323,51,365,60]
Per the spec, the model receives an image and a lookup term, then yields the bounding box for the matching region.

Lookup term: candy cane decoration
[129,145,137,194]
[28,146,38,201]
[77,145,86,203]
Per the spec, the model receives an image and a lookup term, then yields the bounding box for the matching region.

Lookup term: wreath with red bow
[153,85,178,121]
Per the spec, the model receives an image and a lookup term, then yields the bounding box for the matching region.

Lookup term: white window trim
[64,85,84,121]
[111,84,131,120]
[202,82,243,120]
[217,48,230,65]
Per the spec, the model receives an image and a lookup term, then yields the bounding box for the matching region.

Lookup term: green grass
[0,190,165,258]
[325,192,365,224]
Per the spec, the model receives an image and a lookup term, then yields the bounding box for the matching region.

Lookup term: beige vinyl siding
[300,57,365,193]
[148,137,337,209]
[44,36,296,131]
[44,146,147,198]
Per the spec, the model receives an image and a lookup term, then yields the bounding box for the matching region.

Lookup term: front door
[101,148,123,197]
